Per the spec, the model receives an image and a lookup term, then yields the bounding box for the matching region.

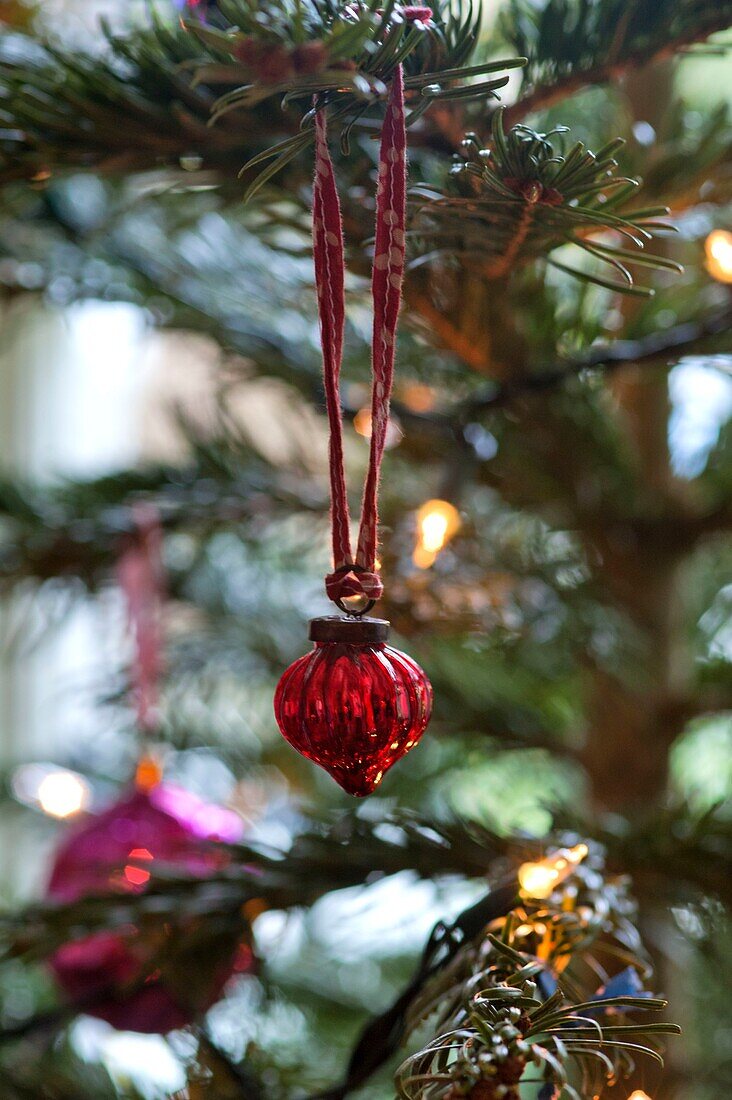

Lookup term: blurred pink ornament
[47,782,249,1033]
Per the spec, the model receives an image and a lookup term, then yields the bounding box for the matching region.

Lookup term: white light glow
[669,360,732,479]
[38,771,89,818]
[71,1018,187,1097]
[12,763,91,819]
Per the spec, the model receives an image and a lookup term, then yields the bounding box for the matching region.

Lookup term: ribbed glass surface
[275,641,432,795]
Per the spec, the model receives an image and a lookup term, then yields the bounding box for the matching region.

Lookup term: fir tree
[0,1,730,1098]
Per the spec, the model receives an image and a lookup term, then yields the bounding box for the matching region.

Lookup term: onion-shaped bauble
[46,783,250,1033]
[274,617,432,796]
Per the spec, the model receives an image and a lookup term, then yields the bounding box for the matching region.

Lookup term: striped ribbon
[314,63,408,610]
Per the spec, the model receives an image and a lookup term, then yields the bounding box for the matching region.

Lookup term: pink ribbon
[117,507,164,733]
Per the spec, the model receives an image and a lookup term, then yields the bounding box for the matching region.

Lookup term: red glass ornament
[274,617,432,796]
[46,782,249,1033]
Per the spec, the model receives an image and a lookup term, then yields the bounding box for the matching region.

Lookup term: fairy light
[518,843,589,899]
[12,763,91,819]
[413,499,461,569]
[705,229,732,283]
[37,771,90,819]
[353,408,402,448]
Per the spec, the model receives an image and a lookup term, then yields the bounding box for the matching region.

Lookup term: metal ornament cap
[308,615,390,645]
[274,621,433,796]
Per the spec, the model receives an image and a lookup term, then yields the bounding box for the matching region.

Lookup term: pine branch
[184,1,526,199]
[0,21,263,183]
[501,0,732,125]
[318,843,679,1098]
[631,101,732,212]
[562,802,732,907]
[0,304,726,598]
[0,0,728,238]
[313,877,521,1100]
[0,4,524,194]
[0,420,323,592]
[0,5,727,314]
[380,298,729,430]
[413,111,680,296]
[0,816,510,972]
[0,811,713,1094]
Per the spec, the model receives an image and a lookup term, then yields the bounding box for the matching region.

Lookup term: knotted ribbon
[314,13,429,611]
[117,507,164,734]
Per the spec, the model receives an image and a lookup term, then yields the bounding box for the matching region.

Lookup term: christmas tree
[0,1,730,1097]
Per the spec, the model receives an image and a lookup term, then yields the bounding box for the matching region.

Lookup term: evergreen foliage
[0,1,729,1097]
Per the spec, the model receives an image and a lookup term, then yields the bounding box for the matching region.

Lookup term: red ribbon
[314,63,409,610]
[117,506,164,734]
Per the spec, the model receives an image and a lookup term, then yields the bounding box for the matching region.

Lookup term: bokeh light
[413,499,461,568]
[705,229,732,283]
[12,763,91,819]
[353,407,402,448]
[518,844,589,899]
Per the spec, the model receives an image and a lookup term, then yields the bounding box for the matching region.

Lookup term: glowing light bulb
[353,408,402,448]
[422,512,449,553]
[518,863,560,897]
[413,499,461,569]
[705,229,732,284]
[518,843,589,899]
[513,923,534,937]
[36,770,91,819]
[627,1092,652,1100]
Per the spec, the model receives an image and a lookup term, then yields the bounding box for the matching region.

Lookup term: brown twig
[405,285,494,375]
[459,304,732,417]
[482,202,535,280]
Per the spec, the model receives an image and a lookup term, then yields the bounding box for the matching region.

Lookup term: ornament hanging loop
[313,62,408,615]
[325,562,382,617]
[337,591,375,618]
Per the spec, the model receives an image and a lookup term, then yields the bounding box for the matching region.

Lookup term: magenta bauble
[274,617,432,796]
[47,782,249,1033]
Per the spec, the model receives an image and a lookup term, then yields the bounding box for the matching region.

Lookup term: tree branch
[504,6,732,127]
[311,878,520,1100]
[458,305,732,419]
[366,303,731,449]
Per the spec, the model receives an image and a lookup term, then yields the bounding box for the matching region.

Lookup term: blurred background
[0,0,730,1097]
